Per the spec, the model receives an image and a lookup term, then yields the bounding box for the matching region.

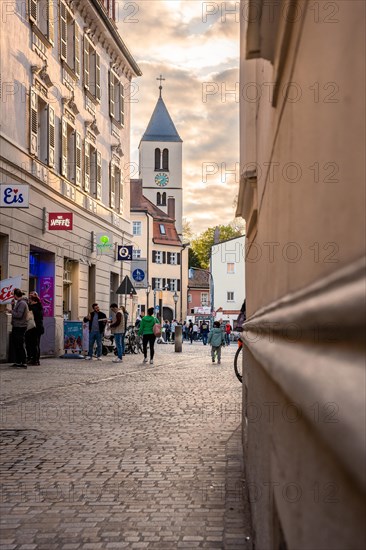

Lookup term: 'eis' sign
[0,184,29,208]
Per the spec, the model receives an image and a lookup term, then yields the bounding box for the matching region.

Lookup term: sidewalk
[0,342,252,549]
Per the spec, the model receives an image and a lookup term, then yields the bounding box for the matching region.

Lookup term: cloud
[118,0,240,234]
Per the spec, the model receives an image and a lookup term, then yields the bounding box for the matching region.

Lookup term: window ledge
[32,24,52,49]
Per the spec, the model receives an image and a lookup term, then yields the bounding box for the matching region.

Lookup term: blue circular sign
[132,269,145,282]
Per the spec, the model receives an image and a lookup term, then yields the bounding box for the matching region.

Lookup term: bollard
[175,325,182,352]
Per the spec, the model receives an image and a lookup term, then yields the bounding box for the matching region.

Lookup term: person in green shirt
[138,307,159,365]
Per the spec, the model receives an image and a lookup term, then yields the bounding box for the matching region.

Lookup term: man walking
[85,303,107,361]
[109,303,125,363]
[200,320,210,345]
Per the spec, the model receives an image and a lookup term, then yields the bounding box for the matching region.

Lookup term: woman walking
[26,294,44,365]
[138,307,159,365]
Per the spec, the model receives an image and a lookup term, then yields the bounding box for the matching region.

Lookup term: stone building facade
[0,0,141,359]
[236,1,365,548]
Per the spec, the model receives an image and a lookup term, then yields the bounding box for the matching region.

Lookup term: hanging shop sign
[117,245,133,261]
[49,213,73,230]
[96,232,114,254]
[0,184,29,208]
[0,275,22,304]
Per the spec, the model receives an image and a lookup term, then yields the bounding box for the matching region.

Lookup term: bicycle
[124,326,143,354]
[234,337,243,383]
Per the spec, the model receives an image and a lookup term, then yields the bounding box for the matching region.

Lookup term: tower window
[162,192,167,206]
[162,148,169,170]
[155,148,161,170]
[157,192,161,205]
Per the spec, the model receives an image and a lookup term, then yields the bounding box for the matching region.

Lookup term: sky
[117,0,240,235]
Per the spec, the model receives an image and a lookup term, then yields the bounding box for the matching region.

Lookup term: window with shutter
[162,252,166,264]
[75,132,82,186]
[48,0,54,44]
[96,151,102,200]
[152,278,156,290]
[177,280,181,291]
[84,36,90,90]
[29,0,37,23]
[48,105,55,169]
[177,253,181,265]
[152,251,157,263]
[110,162,115,208]
[61,118,68,177]
[109,71,115,117]
[60,1,67,61]
[95,53,101,101]
[84,141,90,192]
[30,87,38,156]
[120,84,124,125]
[74,23,80,77]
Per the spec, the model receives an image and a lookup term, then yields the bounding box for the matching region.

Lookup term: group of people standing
[162,319,178,342]
[7,288,44,369]
[84,303,159,365]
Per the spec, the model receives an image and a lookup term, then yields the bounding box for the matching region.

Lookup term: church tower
[139,77,183,235]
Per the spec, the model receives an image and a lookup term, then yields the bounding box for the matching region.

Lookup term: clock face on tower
[155,173,169,187]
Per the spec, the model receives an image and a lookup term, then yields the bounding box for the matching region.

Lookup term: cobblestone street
[0,342,252,550]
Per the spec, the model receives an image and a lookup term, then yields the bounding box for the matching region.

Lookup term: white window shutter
[60,1,67,61]
[118,170,123,213]
[48,105,55,168]
[95,53,101,101]
[74,23,80,78]
[29,0,37,23]
[96,150,102,200]
[109,72,115,117]
[61,117,68,177]
[120,83,124,126]
[75,132,82,186]
[30,87,38,156]
[48,0,54,44]
[84,36,89,90]
[110,162,115,208]
[84,141,90,192]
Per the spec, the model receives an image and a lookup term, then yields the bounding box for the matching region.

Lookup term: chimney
[167,197,175,220]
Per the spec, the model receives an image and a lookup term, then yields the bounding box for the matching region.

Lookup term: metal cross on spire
[157,74,165,97]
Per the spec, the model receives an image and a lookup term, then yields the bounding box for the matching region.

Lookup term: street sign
[117,245,133,261]
[132,268,145,283]
[116,276,137,295]
[131,259,148,289]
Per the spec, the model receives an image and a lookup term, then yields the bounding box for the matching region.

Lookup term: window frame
[133,221,142,236]
[227,291,235,302]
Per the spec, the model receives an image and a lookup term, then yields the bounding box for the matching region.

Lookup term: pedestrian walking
[225,322,232,346]
[200,320,210,345]
[138,307,159,365]
[208,321,225,364]
[25,294,44,365]
[192,322,199,341]
[188,320,194,344]
[171,319,177,342]
[182,321,187,341]
[85,303,107,361]
[109,303,125,363]
[8,288,28,369]
[163,320,171,342]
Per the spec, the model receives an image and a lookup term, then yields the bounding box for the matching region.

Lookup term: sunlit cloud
[118,0,240,234]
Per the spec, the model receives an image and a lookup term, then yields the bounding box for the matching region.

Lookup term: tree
[190,224,243,269]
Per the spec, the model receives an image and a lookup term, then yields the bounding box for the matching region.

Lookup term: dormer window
[159,224,166,235]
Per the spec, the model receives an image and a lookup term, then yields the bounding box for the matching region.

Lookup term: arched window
[155,148,161,170]
[162,192,167,206]
[157,192,161,205]
[162,148,169,170]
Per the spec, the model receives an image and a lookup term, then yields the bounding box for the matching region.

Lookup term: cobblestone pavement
[0,342,252,550]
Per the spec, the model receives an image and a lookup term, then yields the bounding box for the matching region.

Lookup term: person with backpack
[208,321,226,364]
[138,307,159,365]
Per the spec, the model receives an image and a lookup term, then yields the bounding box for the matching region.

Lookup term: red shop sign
[48,213,73,230]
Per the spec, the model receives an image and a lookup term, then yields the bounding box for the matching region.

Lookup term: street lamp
[173,291,179,320]
[145,283,151,311]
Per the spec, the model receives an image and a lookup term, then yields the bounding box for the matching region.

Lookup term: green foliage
[188,247,201,268]
[190,224,243,269]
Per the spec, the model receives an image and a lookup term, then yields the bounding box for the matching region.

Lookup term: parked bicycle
[124,326,143,354]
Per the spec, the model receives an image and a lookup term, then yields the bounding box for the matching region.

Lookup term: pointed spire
[156,74,165,98]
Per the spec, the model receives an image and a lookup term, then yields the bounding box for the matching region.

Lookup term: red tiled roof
[187,268,210,289]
